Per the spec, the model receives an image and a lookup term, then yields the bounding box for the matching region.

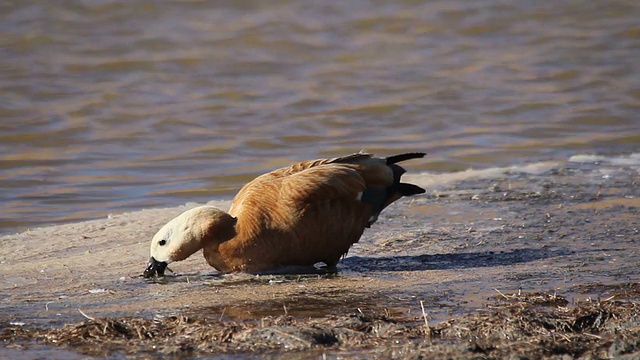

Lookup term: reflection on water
[1,0,639,233]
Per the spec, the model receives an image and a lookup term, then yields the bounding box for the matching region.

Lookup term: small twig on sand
[494,288,510,300]
[420,300,430,336]
[78,308,96,321]
[560,333,573,342]
[61,264,72,274]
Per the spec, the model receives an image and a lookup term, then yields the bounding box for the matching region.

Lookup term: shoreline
[1,155,639,358]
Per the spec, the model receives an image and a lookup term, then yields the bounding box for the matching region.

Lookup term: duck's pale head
[143,206,237,278]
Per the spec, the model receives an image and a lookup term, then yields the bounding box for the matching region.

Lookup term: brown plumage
[143,152,425,276]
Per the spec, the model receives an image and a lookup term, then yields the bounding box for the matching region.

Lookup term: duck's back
[205,152,425,272]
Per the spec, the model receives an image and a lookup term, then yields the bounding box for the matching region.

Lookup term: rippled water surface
[1,0,639,233]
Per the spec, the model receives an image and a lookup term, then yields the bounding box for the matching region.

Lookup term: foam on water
[405,161,560,191]
[407,153,640,193]
[569,153,640,171]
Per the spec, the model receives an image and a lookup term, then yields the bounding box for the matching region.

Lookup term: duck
[143,151,425,277]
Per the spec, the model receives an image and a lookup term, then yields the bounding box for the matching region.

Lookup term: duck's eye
[158,239,167,246]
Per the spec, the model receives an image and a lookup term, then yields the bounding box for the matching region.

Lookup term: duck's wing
[265,155,425,265]
[279,163,367,205]
[230,152,426,224]
[265,151,375,178]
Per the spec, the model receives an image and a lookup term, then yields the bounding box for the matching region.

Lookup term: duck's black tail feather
[398,182,426,196]
[386,152,426,165]
[361,153,426,227]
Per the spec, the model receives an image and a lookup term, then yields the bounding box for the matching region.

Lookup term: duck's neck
[199,210,238,246]
[198,210,239,271]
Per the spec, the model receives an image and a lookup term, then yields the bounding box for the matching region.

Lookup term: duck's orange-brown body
[201,152,425,272]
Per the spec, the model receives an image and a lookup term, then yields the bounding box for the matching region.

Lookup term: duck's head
[143,206,237,278]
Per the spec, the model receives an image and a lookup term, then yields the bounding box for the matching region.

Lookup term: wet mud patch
[568,282,640,303]
[194,289,430,320]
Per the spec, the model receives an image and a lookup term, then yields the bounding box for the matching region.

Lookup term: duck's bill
[143,257,168,278]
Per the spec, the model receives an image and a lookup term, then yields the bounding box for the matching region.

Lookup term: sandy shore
[1,155,639,358]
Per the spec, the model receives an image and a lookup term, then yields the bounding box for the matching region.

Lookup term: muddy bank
[1,155,639,358]
[2,284,640,359]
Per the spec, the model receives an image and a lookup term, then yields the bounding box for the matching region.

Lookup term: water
[1,0,639,233]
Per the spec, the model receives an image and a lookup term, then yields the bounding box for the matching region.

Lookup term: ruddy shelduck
[143,152,425,277]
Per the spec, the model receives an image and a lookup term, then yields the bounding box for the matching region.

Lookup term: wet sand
[1,155,639,359]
